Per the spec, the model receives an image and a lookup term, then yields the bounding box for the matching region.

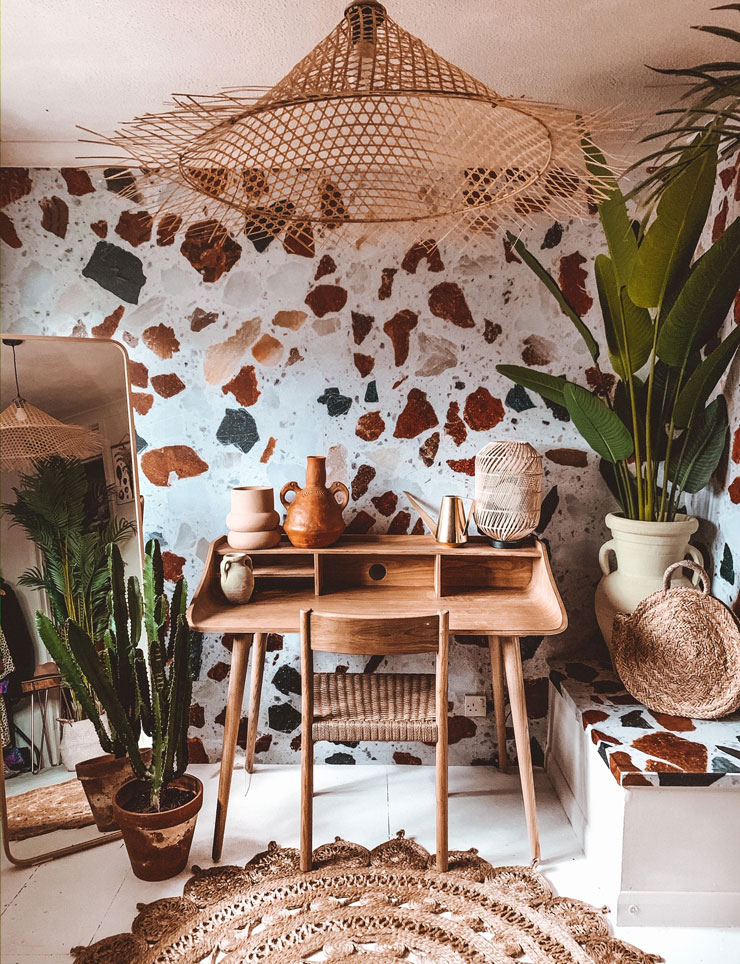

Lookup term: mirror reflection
[0,335,142,863]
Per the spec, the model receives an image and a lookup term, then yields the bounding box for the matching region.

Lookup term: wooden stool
[20,674,62,773]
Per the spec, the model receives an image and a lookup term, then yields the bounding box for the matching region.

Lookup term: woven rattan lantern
[474,441,543,547]
[0,339,102,470]
[81,2,618,252]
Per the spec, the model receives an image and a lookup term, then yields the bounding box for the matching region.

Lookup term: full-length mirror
[0,335,143,865]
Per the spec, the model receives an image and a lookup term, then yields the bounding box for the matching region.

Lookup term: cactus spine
[36,538,194,810]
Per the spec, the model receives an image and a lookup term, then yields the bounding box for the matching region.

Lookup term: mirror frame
[1,335,144,866]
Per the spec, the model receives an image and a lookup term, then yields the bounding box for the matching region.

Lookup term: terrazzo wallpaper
[0,162,737,767]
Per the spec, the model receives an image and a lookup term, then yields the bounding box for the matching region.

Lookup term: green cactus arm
[167,578,186,660]
[36,613,113,755]
[108,545,130,653]
[162,614,191,784]
[64,618,142,759]
[148,630,166,807]
[127,575,142,649]
[134,649,153,736]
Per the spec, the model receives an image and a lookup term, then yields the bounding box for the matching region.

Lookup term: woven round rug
[70,831,663,964]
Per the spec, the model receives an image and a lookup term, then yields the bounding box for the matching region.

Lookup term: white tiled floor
[2,764,739,963]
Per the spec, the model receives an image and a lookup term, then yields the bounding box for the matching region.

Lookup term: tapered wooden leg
[435,730,448,871]
[212,633,251,862]
[489,635,509,772]
[300,730,313,872]
[501,635,540,863]
[245,632,267,774]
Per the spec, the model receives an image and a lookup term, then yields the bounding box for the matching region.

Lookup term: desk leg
[245,632,267,774]
[500,635,540,863]
[488,636,508,772]
[213,633,251,862]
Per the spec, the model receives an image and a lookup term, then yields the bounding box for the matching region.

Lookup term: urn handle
[663,559,709,595]
[598,539,616,576]
[330,480,350,509]
[280,481,301,508]
[684,545,704,586]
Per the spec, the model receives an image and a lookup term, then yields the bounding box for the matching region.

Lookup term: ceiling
[1,338,129,419]
[1,0,737,167]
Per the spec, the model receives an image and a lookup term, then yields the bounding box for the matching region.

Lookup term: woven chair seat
[312,673,438,742]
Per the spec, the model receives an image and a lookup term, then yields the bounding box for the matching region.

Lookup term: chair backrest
[300,610,449,656]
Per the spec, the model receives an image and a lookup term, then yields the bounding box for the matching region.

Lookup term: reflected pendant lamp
[0,339,102,469]
[81,2,619,252]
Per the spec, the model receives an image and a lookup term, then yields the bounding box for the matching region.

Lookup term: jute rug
[7,778,94,840]
[70,832,663,964]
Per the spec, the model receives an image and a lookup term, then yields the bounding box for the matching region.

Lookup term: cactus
[36,538,196,810]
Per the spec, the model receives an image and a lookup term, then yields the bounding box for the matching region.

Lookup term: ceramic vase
[280,455,349,548]
[227,485,280,550]
[595,512,703,650]
[220,552,255,604]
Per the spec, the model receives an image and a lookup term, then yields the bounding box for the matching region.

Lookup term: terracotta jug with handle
[280,456,349,548]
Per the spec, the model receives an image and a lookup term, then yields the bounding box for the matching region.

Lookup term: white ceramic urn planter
[594,512,703,649]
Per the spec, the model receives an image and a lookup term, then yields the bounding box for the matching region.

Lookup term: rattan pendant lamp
[0,339,102,469]
[82,2,617,251]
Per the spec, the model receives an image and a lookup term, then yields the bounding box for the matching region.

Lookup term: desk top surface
[188,533,567,636]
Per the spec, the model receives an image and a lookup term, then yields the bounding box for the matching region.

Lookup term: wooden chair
[300,608,449,872]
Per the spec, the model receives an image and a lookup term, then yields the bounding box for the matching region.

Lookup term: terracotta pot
[227,485,281,550]
[76,748,152,833]
[280,456,349,548]
[113,774,203,881]
[595,512,703,650]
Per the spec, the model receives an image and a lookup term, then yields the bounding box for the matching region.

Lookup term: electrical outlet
[464,695,486,717]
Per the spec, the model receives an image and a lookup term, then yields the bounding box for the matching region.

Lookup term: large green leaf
[505,231,600,360]
[673,325,740,427]
[667,396,729,493]
[594,254,654,377]
[563,383,634,462]
[583,142,639,285]
[495,365,568,406]
[656,216,740,367]
[628,134,718,309]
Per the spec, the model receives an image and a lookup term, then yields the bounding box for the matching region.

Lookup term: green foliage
[34,540,195,810]
[497,137,739,522]
[631,6,740,204]
[3,456,136,720]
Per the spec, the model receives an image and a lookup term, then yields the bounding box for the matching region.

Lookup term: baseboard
[617,889,740,928]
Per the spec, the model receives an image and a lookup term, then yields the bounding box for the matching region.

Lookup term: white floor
[2,764,739,963]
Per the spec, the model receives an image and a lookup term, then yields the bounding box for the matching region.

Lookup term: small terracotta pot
[113,774,203,881]
[227,485,281,550]
[76,749,152,833]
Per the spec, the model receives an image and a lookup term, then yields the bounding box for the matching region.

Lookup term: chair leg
[436,732,448,871]
[501,635,540,863]
[300,733,313,872]
[489,635,509,772]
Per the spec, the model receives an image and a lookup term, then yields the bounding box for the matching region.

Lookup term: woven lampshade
[0,399,102,470]
[474,441,543,546]
[81,2,620,251]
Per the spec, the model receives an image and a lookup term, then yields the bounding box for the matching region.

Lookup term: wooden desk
[189,534,567,861]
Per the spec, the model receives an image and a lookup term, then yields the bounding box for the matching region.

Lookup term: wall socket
[463,695,487,717]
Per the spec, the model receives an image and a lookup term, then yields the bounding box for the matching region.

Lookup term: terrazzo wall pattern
[0,163,737,766]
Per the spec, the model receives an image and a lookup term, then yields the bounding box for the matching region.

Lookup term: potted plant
[3,455,135,768]
[38,540,201,880]
[498,134,740,645]
[37,544,150,832]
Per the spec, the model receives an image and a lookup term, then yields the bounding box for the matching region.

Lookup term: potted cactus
[37,544,151,831]
[38,540,202,880]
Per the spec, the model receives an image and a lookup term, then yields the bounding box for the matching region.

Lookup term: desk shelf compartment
[316,553,434,596]
[437,553,534,598]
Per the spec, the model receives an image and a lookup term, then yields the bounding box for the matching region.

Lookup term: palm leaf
[563,383,634,463]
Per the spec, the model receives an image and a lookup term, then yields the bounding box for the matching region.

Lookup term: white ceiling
[1,338,128,419]
[1,0,737,167]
